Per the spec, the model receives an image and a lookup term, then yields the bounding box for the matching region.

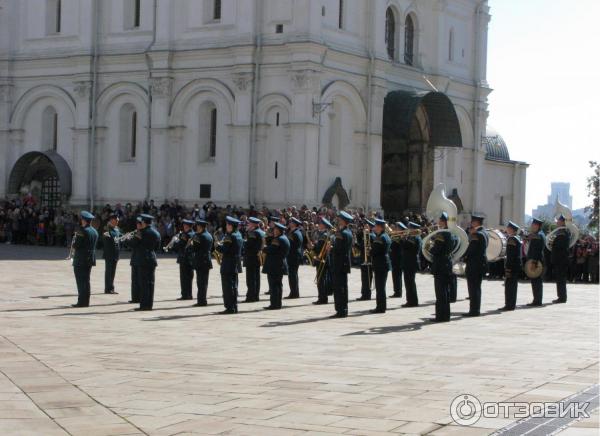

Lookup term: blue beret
[396,222,407,230]
[507,221,520,231]
[290,217,302,226]
[274,222,287,231]
[408,222,421,229]
[532,218,543,226]
[365,219,375,227]
[226,216,241,225]
[440,212,449,221]
[195,219,208,226]
[338,211,354,223]
[80,210,94,221]
[248,217,262,224]
[320,217,333,229]
[182,219,195,226]
[374,218,386,226]
[471,214,485,223]
[140,214,154,224]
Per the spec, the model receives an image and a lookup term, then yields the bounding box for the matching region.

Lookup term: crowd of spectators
[1,196,598,283]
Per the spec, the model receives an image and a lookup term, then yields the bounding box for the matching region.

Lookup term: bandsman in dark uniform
[551,214,570,303]
[312,217,334,305]
[102,212,121,294]
[244,217,265,302]
[463,214,488,317]
[356,220,375,301]
[71,211,98,308]
[190,219,213,307]
[526,218,546,306]
[217,216,243,314]
[400,222,422,308]
[370,218,392,314]
[436,214,459,303]
[130,214,160,311]
[331,211,353,318]
[389,222,403,298]
[263,222,290,310]
[174,219,195,301]
[286,218,303,299]
[499,221,522,311]
[264,216,279,296]
[429,212,455,322]
[128,217,143,304]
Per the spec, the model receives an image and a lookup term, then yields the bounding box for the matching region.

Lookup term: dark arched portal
[8,151,72,207]
[381,91,461,217]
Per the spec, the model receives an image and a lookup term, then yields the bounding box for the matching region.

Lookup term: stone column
[289,69,320,206]
[0,84,13,197]
[72,81,92,206]
[149,76,173,202]
[231,71,253,205]
[366,84,385,211]
[167,126,185,200]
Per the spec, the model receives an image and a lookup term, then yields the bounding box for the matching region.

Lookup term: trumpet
[115,231,138,244]
[163,231,182,252]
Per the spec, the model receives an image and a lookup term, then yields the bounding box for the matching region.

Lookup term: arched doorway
[8,151,72,207]
[381,91,462,217]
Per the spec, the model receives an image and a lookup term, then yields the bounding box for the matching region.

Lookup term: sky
[486,0,600,214]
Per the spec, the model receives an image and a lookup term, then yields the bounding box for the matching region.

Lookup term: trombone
[314,228,336,284]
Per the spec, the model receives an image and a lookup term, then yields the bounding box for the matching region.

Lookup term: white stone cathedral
[0,0,527,227]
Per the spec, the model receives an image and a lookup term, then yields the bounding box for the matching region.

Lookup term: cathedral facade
[0,0,527,226]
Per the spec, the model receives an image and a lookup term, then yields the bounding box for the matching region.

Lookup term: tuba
[421,183,469,263]
[546,199,579,251]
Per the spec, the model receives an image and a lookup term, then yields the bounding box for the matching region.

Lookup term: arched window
[124,0,141,30]
[448,28,454,61]
[119,104,138,162]
[199,102,217,162]
[385,8,396,60]
[338,0,344,29]
[46,0,62,34]
[404,14,415,66]
[42,106,58,151]
[213,0,222,21]
[328,102,341,166]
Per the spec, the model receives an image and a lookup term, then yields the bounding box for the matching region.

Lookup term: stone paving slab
[0,245,598,435]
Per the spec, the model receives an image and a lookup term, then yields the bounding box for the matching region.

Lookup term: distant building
[532,182,574,220]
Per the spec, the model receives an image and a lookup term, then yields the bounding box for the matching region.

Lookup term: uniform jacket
[73,225,98,268]
[128,230,143,266]
[400,235,421,272]
[129,226,161,268]
[526,231,546,262]
[244,228,265,267]
[189,230,213,271]
[371,232,392,272]
[102,226,121,261]
[332,227,353,274]
[287,228,304,266]
[173,230,194,265]
[429,231,454,276]
[262,234,290,276]
[505,235,522,273]
[465,227,488,275]
[551,227,570,267]
[218,230,243,274]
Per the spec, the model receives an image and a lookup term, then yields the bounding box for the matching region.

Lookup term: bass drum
[486,229,507,262]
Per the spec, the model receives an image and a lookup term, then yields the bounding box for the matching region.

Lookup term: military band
[67,194,577,322]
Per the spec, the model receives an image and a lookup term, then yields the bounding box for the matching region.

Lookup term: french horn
[546,199,579,250]
[421,183,469,263]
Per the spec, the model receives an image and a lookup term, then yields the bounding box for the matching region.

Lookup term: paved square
[0,245,598,435]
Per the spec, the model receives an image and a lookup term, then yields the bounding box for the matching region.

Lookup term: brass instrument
[304,249,315,266]
[545,199,579,251]
[115,230,138,244]
[315,228,336,284]
[212,229,224,265]
[362,227,371,266]
[66,231,82,263]
[163,231,182,252]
